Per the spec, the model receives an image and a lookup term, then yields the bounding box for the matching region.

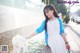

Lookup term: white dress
[47,18,67,53]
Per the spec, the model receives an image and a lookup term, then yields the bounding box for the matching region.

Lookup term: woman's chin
[47,16,51,18]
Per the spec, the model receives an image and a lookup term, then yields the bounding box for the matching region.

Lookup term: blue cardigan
[36,18,64,45]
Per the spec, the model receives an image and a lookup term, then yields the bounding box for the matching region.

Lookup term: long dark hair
[43,4,59,31]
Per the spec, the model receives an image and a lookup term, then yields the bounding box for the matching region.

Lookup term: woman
[26,4,70,53]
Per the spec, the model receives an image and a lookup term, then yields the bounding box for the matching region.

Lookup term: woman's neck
[49,15,56,21]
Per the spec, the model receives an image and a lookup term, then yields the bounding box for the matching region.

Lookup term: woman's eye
[46,11,49,13]
[46,12,48,13]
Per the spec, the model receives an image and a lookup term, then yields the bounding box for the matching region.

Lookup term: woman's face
[45,9,54,19]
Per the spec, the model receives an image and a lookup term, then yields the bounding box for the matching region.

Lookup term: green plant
[64,15,70,24]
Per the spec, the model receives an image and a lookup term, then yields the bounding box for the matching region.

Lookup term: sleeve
[59,18,65,35]
[36,20,45,34]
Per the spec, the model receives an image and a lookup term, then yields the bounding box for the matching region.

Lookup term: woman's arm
[25,20,45,39]
[61,33,67,43]
[25,31,37,39]
[62,33,70,50]
[58,18,67,43]
[59,18,70,49]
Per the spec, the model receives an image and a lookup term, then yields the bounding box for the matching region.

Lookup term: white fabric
[47,19,67,53]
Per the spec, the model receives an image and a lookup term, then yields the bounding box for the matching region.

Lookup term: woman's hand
[66,43,70,50]
[24,35,31,39]
[25,31,37,39]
